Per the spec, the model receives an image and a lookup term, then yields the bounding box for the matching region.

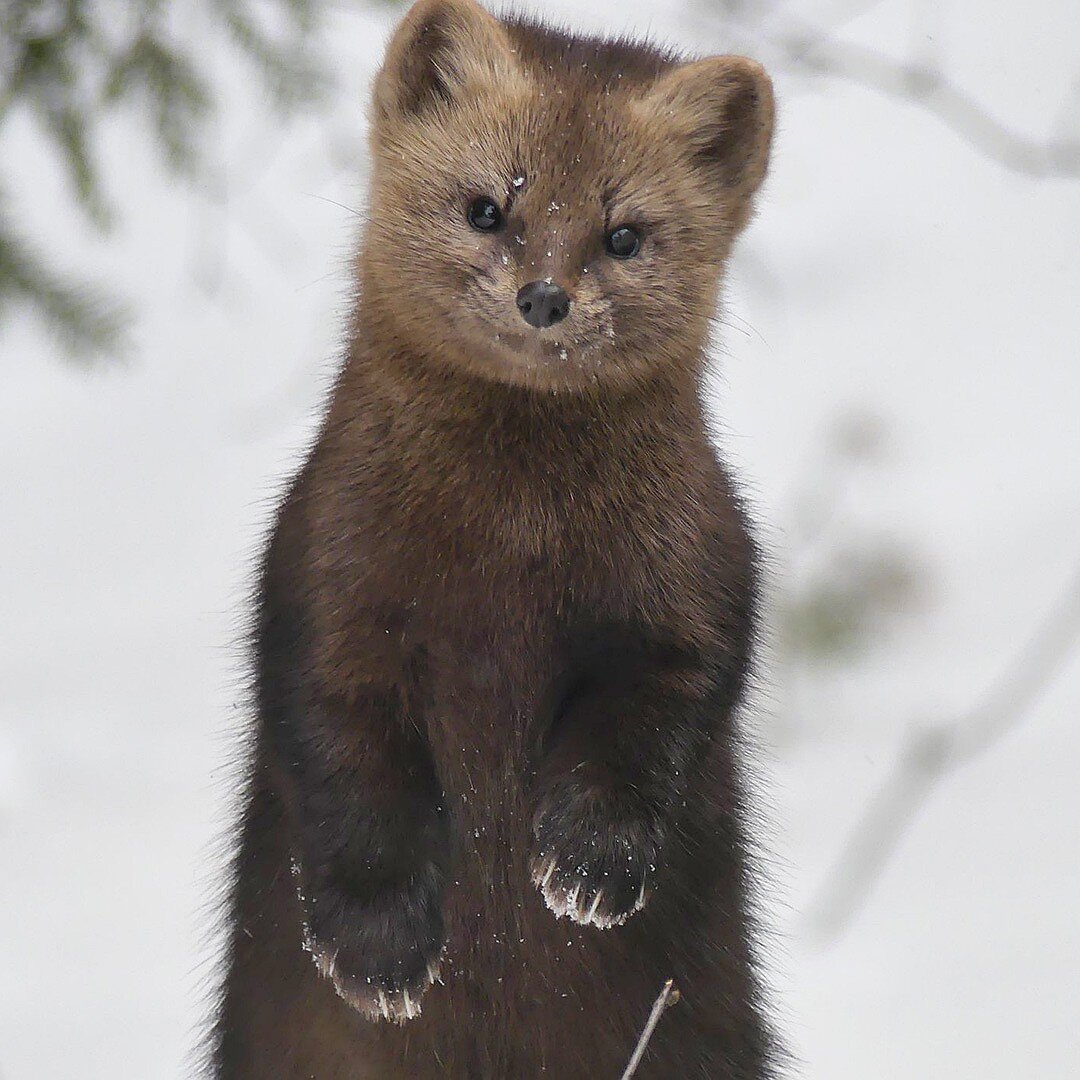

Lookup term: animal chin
[459,322,609,386]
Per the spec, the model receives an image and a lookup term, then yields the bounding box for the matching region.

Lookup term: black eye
[605,225,641,259]
[467,197,503,232]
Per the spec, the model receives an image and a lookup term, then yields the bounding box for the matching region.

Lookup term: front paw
[529,789,662,930]
[295,858,445,1023]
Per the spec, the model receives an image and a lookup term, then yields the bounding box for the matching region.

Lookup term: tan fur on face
[360,0,774,393]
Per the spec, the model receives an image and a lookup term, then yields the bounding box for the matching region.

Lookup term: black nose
[516,280,570,329]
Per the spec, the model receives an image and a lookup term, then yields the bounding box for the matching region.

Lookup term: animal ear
[373,0,520,126]
[640,56,774,195]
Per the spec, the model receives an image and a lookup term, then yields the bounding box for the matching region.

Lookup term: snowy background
[2,1,1079,1077]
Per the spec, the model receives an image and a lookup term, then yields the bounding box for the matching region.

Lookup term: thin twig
[805,562,1080,942]
[620,979,681,1080]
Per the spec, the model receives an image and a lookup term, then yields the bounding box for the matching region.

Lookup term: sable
[210,0,777,1076]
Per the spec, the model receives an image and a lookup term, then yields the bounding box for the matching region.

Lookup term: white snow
[2,2,1078,1077]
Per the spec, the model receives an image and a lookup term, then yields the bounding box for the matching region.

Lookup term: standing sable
[212,1,777,1076]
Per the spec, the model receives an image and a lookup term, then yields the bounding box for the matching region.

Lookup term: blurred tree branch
[0,0,327,359]
[773,33,1080,177]
[709,0,1080,177]
[716,1,1080,940]
[804,560,1080,942]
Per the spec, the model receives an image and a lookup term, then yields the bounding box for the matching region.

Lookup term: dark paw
[295,858,445,1023]
[529,790,662,930]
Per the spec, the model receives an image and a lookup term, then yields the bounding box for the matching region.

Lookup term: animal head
[362,0,773,392]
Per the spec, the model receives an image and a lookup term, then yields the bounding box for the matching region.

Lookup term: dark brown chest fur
[307,370,748,770]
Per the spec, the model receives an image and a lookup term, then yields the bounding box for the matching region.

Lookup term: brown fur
[211,1,777,1076]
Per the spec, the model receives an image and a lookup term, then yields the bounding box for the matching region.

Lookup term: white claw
[378,989,390,1021]
[587,890,604,923]
[316,948,338,980]
[403,989,417,1019]
[633,882,647,914]
[540,859,557,890]
[566,883,581,913]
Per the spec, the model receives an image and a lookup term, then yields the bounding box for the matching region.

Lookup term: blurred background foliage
[780,410,924,667]
[0,0,328,356]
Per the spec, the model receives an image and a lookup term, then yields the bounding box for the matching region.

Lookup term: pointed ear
[373,0,521,127]
[640,56,774,196]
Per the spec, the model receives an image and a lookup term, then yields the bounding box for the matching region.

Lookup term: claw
[634,882,647,913]
[566,883,581,914]
[315,947,338,980]
[540,859,557,890]
[378,989,390,1021]
[587,890,604,923]
[403,989,418,1019]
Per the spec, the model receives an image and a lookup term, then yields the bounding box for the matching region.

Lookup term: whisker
[296,270,343,294]
[303,192,367,220]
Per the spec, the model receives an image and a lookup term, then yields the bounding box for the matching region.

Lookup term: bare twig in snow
[805,561,1080,942]
[620,979,681,1080]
